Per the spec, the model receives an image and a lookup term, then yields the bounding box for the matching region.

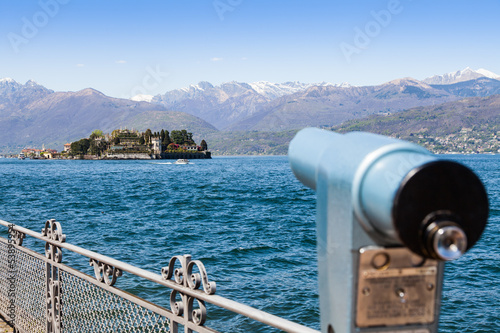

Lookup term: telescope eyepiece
[425,221,468,261]
[393,161,488,261]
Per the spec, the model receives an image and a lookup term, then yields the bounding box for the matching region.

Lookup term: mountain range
[332,94,500,154]
[0,80,216,152]
[0,67,499,154]
[145,68,500,131]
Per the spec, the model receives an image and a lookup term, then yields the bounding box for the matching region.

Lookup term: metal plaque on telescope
[356,247,439,328]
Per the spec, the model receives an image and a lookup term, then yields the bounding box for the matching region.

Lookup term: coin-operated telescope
[289,128,488,333]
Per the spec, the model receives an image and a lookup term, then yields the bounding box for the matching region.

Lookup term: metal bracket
[42,219,65,333]
[161,254,216,328]
[89,259,123,286]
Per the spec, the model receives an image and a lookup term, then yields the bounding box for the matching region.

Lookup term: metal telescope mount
[289,128,489,333]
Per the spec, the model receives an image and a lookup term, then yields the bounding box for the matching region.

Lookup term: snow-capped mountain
[247,81,349,100]
[423,67,500,85]
[0,78,52,94]
[476,68,500,79]
[0,78,54,111]
[0,78,17,83]
[0,77,22,93]
[130,94,154,102]
[136,80,350,106]
[147,80,352,129]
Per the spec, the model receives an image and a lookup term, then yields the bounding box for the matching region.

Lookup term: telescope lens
[432,225,468,261]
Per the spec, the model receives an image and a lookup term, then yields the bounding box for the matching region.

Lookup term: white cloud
[76,64,84,67]
[116,60,127,64]
[211,57,223,62]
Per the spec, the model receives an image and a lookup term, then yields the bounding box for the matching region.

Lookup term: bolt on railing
[0,219,319,333]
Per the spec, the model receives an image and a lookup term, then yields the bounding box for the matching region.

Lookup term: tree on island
[162,130,171,147]
[144,129,152,144]
[89,140,107,156]
[70,138,90,156]
[90,129,104,140]
[200,139,208,151]
[171,129,196,145]
[170,130,184,145]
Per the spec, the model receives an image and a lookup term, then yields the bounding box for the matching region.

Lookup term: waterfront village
[15,128,211,160]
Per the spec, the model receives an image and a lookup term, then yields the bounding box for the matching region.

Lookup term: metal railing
[0,219,319,333]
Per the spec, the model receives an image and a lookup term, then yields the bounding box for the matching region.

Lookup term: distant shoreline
[2,152,498,160]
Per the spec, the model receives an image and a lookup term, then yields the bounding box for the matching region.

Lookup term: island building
[67,128,211,160]
[22,147,58,159]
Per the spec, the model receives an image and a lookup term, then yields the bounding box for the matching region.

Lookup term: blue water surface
[0,155,498,332]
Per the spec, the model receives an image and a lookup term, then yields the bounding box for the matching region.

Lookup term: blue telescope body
[289,128,488,333]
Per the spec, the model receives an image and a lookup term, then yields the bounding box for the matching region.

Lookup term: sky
[1,0,499,98]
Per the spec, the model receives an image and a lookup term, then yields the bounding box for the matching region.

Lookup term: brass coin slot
[371,252,390,270]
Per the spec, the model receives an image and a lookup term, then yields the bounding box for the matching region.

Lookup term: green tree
[187,132,195,145]
[90,129,104,140]
[139,137,145,145]
[89,139,107,156]
[163,130,171,146]
[144,129,152,144]
[200,139,208,151]
[170,130,184,145]
[181,130,188,144]
[70,139,90,156]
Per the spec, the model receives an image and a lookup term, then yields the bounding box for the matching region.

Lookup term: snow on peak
[248,81,351,99]
[248,81,311,99]
[337,82,351,88]
[476,68,500,79]
[0,77,17,84]
[25,79,41,87]
[131,94,154,102]
[423,67,500,84]
[153,79,353,105]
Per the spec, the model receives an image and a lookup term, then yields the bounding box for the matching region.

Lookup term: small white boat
[174,159,189,164]
[18,153,26,160]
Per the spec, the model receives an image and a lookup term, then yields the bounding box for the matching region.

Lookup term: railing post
[42,219,66,333]
[162,255,215,332]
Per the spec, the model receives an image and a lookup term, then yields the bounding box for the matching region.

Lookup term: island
[65,128,211,160]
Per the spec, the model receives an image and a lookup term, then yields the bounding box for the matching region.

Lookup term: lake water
[0,155,498,332]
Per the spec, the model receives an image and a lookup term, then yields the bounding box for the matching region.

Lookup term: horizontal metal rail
[0,219,319,333]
